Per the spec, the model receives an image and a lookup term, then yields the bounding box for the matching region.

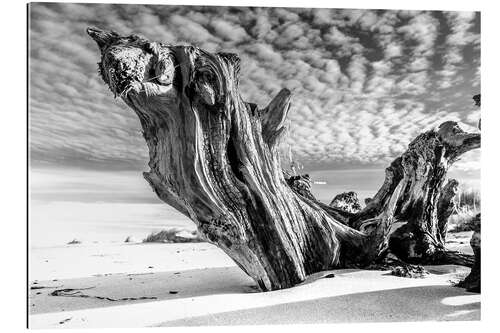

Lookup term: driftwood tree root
[88,28,480,291]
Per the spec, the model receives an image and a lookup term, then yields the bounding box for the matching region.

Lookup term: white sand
[30,242,234,281]
[29,232,479,328]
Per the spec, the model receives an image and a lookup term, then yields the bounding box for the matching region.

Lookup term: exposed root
[431,249,475,268]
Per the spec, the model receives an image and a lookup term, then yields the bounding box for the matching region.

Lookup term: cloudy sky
[28,3,480,244]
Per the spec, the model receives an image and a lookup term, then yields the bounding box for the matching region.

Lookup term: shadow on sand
[30,266,257,314]
[157,285,480,326]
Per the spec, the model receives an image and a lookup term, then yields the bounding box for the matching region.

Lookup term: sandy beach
[28,231,479,328]
[23,3,487,330]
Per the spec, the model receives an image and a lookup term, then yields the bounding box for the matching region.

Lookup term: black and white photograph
[24,0,487,329]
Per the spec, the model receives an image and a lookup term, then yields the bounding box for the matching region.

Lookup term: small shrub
[143,228,205,243]
[67,239,81,245]
[124,236,139,243]
[447,186,480,233]
[448,207,480,232]
[456,188,480,211]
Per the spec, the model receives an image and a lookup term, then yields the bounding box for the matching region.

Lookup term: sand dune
[29,232,479,328]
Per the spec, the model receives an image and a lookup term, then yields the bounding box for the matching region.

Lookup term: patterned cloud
[29,4,481,172]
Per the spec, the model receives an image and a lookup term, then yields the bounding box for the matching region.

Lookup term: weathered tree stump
[352,122,479,266]
[87,28,480,291]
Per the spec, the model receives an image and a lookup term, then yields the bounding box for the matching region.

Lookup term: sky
[28,3,481,245]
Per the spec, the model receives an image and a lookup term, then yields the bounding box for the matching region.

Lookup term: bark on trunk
[457,214,480,292]
[349,123,479,266]
[87,28,480,291]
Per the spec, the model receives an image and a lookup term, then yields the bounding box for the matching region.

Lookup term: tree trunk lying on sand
[87,28,480,291]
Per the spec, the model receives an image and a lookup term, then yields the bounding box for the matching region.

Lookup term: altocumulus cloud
[29,4,481,172]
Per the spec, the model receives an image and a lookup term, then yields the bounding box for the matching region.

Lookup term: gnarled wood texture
[457,213,480,292]
[330,192,362,213]
[88,28,480,291]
